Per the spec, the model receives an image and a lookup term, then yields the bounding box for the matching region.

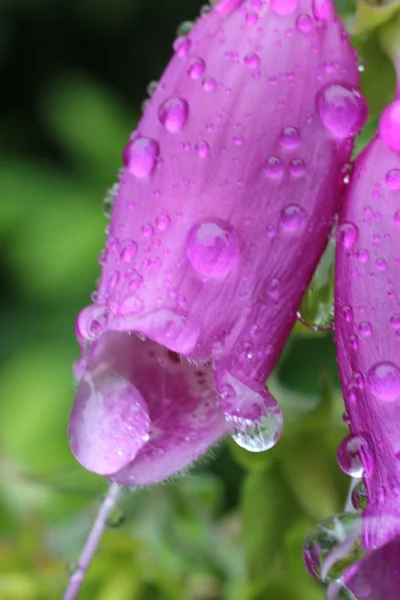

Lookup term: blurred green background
[0,0,398,598]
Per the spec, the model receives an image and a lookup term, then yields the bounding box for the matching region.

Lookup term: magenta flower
[305,98,400,599]
[68,0,364,487]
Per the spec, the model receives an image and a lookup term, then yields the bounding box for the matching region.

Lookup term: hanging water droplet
[351,480,367,510]
[304,512,365,583]
[337,435,372,478]
[316,83,368,139]
[186,219,239,277]
[219,376,283,452]
[106,506,125,528]
[298,238,335,331]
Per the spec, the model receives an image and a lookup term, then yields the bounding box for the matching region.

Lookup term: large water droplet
[123,137,159,178]
[158,97,189,132]
[337,435,372,478]
[367,361,400,401]
[379,100,400,151]
[304,513,365,583]
[316,83,368,139]
[219,376,283,452]
[271,0,298,15]
[280,204,306,232]
[68,371,151,475]
[187,220,239,277]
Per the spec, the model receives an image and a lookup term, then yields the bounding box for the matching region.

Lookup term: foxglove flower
[68,0,364,486]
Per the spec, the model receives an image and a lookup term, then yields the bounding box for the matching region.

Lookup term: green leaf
[241,466,301,581]
[353,0,400,35]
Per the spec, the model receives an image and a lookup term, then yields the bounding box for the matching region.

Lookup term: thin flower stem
[63,482,121,600]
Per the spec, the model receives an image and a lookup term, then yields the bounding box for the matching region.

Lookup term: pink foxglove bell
[68,0,364,486]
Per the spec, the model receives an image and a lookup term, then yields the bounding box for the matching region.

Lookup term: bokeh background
[0,0,398,598]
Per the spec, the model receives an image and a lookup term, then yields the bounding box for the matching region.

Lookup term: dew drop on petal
[379,100,400,151]
[280,204,306,232]
[123,137,159,178]
[271,0,298,16]
[186,220,239,277]
[337,222,358,249]
[188,58,206,79]
[264,156,284,179]
[195,141,210,158]
[296,13,313,33]
[158,97,189,132]
[312,0,331,20]
[385,169,400,190]
[367,361,400,401]
[316,83,368,139]
[244,52,260,69]
[280,126,300,149]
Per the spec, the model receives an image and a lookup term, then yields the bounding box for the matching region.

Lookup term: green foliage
[0,0,398,598]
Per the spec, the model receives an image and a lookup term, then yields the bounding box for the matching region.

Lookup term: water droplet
[137,309,200,354]
[106,507,125,528]
[280,204,306,232]
[296,13,313,33]
[312,0,331,20]
[367,361,400,401]
[394,210,400,226]
[280,126,300,149]
[386,168,400,190]
[375,257,387,272]
[244,52,260,69]
[176,20,193,36]
[66,562,79,577]
[158,97,189,132]
[390,314,400,330]
[187,220,239,277]
[102,183,119,218]
[264,156,284,179]
[200,4,212,17]
[146,80,158,96]
[357,248,369,263]
[316,83,368,139]
[188,58,206,79]
[267,278,281,300]
[195,141,210,158]
[173,36,191,56]
[379,99,400,151]
[337,222,358,249]
[290,158,306,177]
[304,513,365,583]
[351,481,367,510]
[118,295,145,316]
[271,0,298,15]
[359,321,372,336]
[123,137,159,178]
[76,305,108,342]
[337,435,371,478]
[155,214,171,231]
[120,241,137,263]
[214,0,244,15]
[219,376,283,452]
[202,76,216,92]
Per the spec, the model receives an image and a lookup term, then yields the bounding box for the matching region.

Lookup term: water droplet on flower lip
[123,137,159,178]
[316,83,368,139]
[187,220,239,277]
[158,97,189,132]
[367,361,400,401]
[133,309,200,354]
[218,375,283,452]
[188,58,206,79]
